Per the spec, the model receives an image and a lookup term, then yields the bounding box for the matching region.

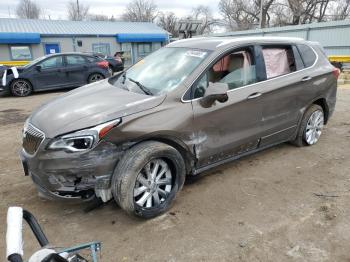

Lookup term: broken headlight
[48,118,121,153]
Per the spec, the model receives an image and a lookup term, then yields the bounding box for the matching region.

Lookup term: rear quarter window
[297,44,317,67]
[86,56,99,63]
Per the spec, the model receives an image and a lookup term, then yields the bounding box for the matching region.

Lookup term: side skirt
[192,138,291,175]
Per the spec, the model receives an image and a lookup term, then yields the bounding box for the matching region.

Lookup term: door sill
[193,139,290,175]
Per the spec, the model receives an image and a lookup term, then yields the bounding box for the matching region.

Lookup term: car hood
[29,79,166,138]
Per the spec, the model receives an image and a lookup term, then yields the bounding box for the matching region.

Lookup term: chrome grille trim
[23,123,45,155]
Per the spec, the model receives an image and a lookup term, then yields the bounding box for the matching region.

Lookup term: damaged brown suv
[20,37,338,218]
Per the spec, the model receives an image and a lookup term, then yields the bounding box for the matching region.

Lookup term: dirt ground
[1,85,350,262]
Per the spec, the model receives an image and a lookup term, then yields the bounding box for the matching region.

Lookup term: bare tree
[286,0,332,24]
[122,0,158,22]
[270,1,291,26]
[330,0,350,20]
[157,12,178,37]
[16,0,41,19]
[192,5,214,34]
[219,0,275,30]
[67,0,89,21]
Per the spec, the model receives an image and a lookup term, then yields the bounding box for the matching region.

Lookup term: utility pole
[77,0,80,20]
[259,0,263,28]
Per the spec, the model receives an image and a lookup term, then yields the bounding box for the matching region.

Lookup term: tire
[108,66,114,75]
[88,73,104,83]
[111,141,186,218]
[291,104,324,147]
[10,79,33,97]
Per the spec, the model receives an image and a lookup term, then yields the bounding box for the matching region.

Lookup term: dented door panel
[191,83,264,168]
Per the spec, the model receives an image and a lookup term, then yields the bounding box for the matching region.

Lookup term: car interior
[193,45,299,99]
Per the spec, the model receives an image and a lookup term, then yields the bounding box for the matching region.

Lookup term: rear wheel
[292,104,324,147]
[88,73,104,83]
[10,79,32,97]
[111,141,186,218]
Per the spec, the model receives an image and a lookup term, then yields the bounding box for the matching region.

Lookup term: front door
[44,43,60,55]
[32,55,68,90]
[191,46,264,168]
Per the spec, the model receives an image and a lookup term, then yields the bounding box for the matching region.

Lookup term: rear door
[31,55,68,90]
[190,45,265,168]
[256,44,305,146]
[64,55,89,86]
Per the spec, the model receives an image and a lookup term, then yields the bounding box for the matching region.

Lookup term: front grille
[23,124,45,155]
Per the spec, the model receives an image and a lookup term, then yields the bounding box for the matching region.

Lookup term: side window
[86,56,99,63]
[193,47,257,99]
[39,56,63,69]
[262,45,296,79]
[66,55,86,65]
[297,44,317,68]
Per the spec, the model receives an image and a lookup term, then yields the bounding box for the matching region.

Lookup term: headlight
[48,118,121,152]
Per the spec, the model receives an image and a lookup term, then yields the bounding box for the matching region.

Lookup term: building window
[92,43,110,56]
[152,42,161,51]
[10,45,32,60]
[137,43,152,58]
[121,43,133,67]
[77,40,83,47]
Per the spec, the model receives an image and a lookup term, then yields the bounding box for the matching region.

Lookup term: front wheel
[111,141,186,218]
[10,79,33,97]
[292,104,324,147]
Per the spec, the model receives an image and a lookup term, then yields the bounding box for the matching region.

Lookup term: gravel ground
[1,85,350,261]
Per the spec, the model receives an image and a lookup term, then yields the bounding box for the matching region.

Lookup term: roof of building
[0,18,168,36]
[211,19,350,37]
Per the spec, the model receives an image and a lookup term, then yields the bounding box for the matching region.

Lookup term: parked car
[92,53,124,73]
[1,53,111,97]
[20,37,338,218]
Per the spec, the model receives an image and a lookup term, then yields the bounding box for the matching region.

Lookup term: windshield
[109,47,209,95]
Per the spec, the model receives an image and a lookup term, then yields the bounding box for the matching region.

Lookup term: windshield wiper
[128,77,153,95]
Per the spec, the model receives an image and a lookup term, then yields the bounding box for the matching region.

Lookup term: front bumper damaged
[20,140,123,202]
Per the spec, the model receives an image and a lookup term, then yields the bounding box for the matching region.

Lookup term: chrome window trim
[181,42,319,103]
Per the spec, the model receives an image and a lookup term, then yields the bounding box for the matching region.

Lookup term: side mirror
[200,82,229,108]
[35,65,41,71]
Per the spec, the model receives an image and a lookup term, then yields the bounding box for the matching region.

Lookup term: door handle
[301,76,312,82]
[247,92,262,100]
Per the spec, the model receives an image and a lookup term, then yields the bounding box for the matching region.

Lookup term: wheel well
[312,98,329,124]
[10,78,33,88]
[131,138,195,175]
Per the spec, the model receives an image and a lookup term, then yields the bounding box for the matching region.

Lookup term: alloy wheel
[89,74,103,83]
[12,80,31,96]
[134,159,173,208]
[305,110,324,145]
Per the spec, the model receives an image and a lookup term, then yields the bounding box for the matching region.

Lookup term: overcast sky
[0,0,221,20]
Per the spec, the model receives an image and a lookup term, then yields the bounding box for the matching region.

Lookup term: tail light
[332,67,340,79]
[96,61,109,69]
